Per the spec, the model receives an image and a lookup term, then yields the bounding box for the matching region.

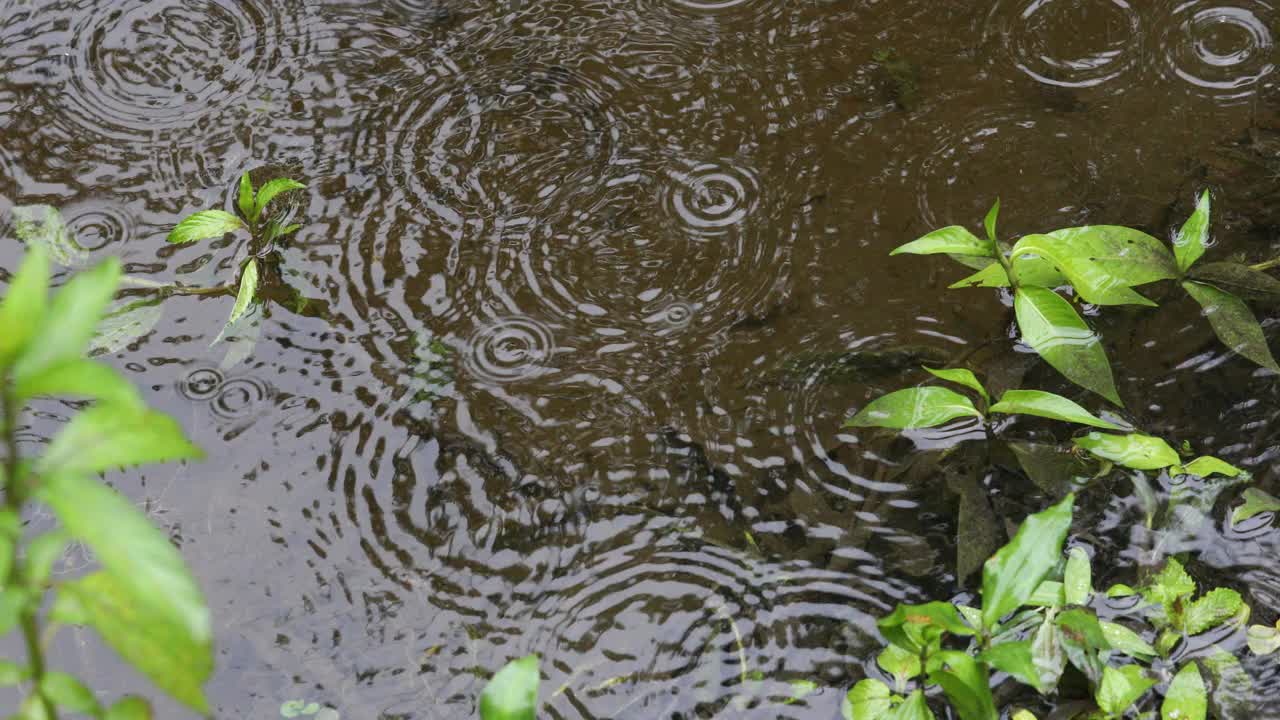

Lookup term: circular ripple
[210,377,273,421]
[179,368,224,401]
[463,317,558,384]
[60,0,278,140]
[663,160,762,239]
[64,203,135,252]
[986,0,1141,89]
[1157,1,1276,102]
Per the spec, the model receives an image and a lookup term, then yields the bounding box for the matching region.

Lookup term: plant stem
[1250,257,1280,272]
[1,386,58,720]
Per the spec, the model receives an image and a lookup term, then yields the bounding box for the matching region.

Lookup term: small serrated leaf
[237,172,255,221]
[252,178,306,221]
[166,210,243,245]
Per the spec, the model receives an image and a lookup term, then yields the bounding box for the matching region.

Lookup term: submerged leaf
[1232,488,1280,524]
[1246,624,1280,656]
[91,298,165,355]
[845,387,982,429]
[990,390,1122,430]
[1014,287,1120,405]
[892,226,994,258]
[1182,280,1279,372]
[1074,433,1180,470]
[11,205,88,267]
[1174,191,1211,274]
[1189,261,1280,303]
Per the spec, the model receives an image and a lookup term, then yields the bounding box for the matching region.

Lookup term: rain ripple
[985,0,1142,90]
[1156,0,1276,102]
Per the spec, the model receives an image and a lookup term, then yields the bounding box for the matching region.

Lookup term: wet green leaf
[1014,287,1120,405]
[843,679,893,720]
[928,651,996,720]
[49,585,90,626]
[0,588,30,635]
[878,602,974,655]
[877,644,921,692]
[981,494,1075,628]
[15,358,143,409]
[237,172,255,221]
[0,245,49,367]
[1025,581,1065,608]
[1246,624,1280,655]
[38,404,203,476]
[990,390,1122,430]
[166,210,243,244]
[984,200,1000,244]
[1056,609,1110,684]
[39,671,99,715]
[12,205,88,267]
[1008,441,1092,497]
[1182,280,1279,372]
[12,258,121,383]
[481,655,540,720]
[1096,664,1156,716]
[949,262,1011,289]
[24,530,68,588]
[1074,433,1180,470]
[1177,456,1244,479]
[1011,233,1159,306]
[227,258,259,328]
[1183,588,1244,635]
[252,178,306,221]
[1012,712,1038,720]
[979,641,1042,690]
[888,690,936,720]
[845,387,982,429]
[1143,558,1196,612]
[1232,487,1280,524]
[60,571,211,713]
[949,469,1000,581]
[1174,191,1211,273]
[923,366,988,403]
[104,697,152,720]
[1163,662,1207,720]
[1046,225,1179,285]
[1031,611,1066,692]
[1064,547,1092,606]
[1101,621,1156,659]
[892,226,994,258]
[1188,261,1280,303]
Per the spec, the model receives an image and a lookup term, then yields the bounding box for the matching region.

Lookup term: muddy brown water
[3,0,1280,717]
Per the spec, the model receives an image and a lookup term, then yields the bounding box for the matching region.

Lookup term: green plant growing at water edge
[0,248,211,717]
[850,495,1252,720]
[892,194,1280,404]
[480,654,540,720]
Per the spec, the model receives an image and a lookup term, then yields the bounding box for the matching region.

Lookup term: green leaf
[281,701,307,718]
[0,245,50,367]
[0,588,30,635]
[1107,583,1137,598]
[1056,609,1110,684]
[949,263,1011,289]
[0,660,28,686]
[1011,234,1158,307]
[1008,441,1092,497]
[979,641,1042,690]
[1143,558,1196,612]
[252,178,306,221]
[843,679,893,720]
[878,602,974,655]
[226,258,259,328]
[1074,433,1180,471]
[981,494,1075,628]
[1096,664,1156,716]
[1183,588,1244,635]
[1233,488,1280,524]
[949,468,1000,581]
[1012,712,1038,720]
[481,654,540,720]
[957,605,983,630]
[1177,456,1244,479]
[38,471,209,646]
[1045,226,1179,286]
[91,298,165,355]
[1246,624,1280,655]
[1174,191,1211,274]
[60,572,211,713]
[1182,281,1279,372]
[1014,287,1120,405]
[923,366,989,403]
[237,172,255,221]
[1101,621,1157,659]
[1064,547,1092,606]
[39,671,99,715]
[12,205,88,268]
[1188,261,1280,303]
[892,226,995,258]
[1031,611,1066,692]
[928,651,997,720]
[25,530,68,588]
[877,644,921,692]
[104,697,152,720]
[990,390,1122,430]
[888,690,936,720]
[38,404,202,477]
[49,585,90,626]
[984,200,1000,244]
[844,387,982,429]
[1026,581,1066,608]
[1163,663,1207,720]
[166,210,243,244]
[15,358,143,409]
[11,258,122,382]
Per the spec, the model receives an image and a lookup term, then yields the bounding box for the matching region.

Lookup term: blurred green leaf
[0,660,28,686]
[1096,664,1155,716]
[892,226,994,258]
[990,390,1122,430]
[1189,261,1280,303]
[923,366,988,403]
[12,258,121,383]
[1100,621,1156,659]
[1174,191,1211,273]
[49,585,90,626]
[39,671,99,715]
[15,358,142,409]
[928,651,996,720]
[166,210,243,244]
[0,245,50,367]
[1182,280,1279,372]
[981,494,1075,628]
[12,205,88,267]
[104,697,152,720]
[0,587,29,635]
[1063,547,1092,606]
[1014,287,1120,405]
[845,387,982,429]
[843,679,893,720]
[38,404,202,476]
[24,530,68,588]
[480,655,540,720]
[1074,433,1180,470]
[1163,662,1207,720]
[1233,488,1280,524]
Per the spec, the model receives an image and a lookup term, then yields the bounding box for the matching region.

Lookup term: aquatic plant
[851,496,1250,720]
[0,248,211,717]
[480,654,540,720]
[892,195,1280,404]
